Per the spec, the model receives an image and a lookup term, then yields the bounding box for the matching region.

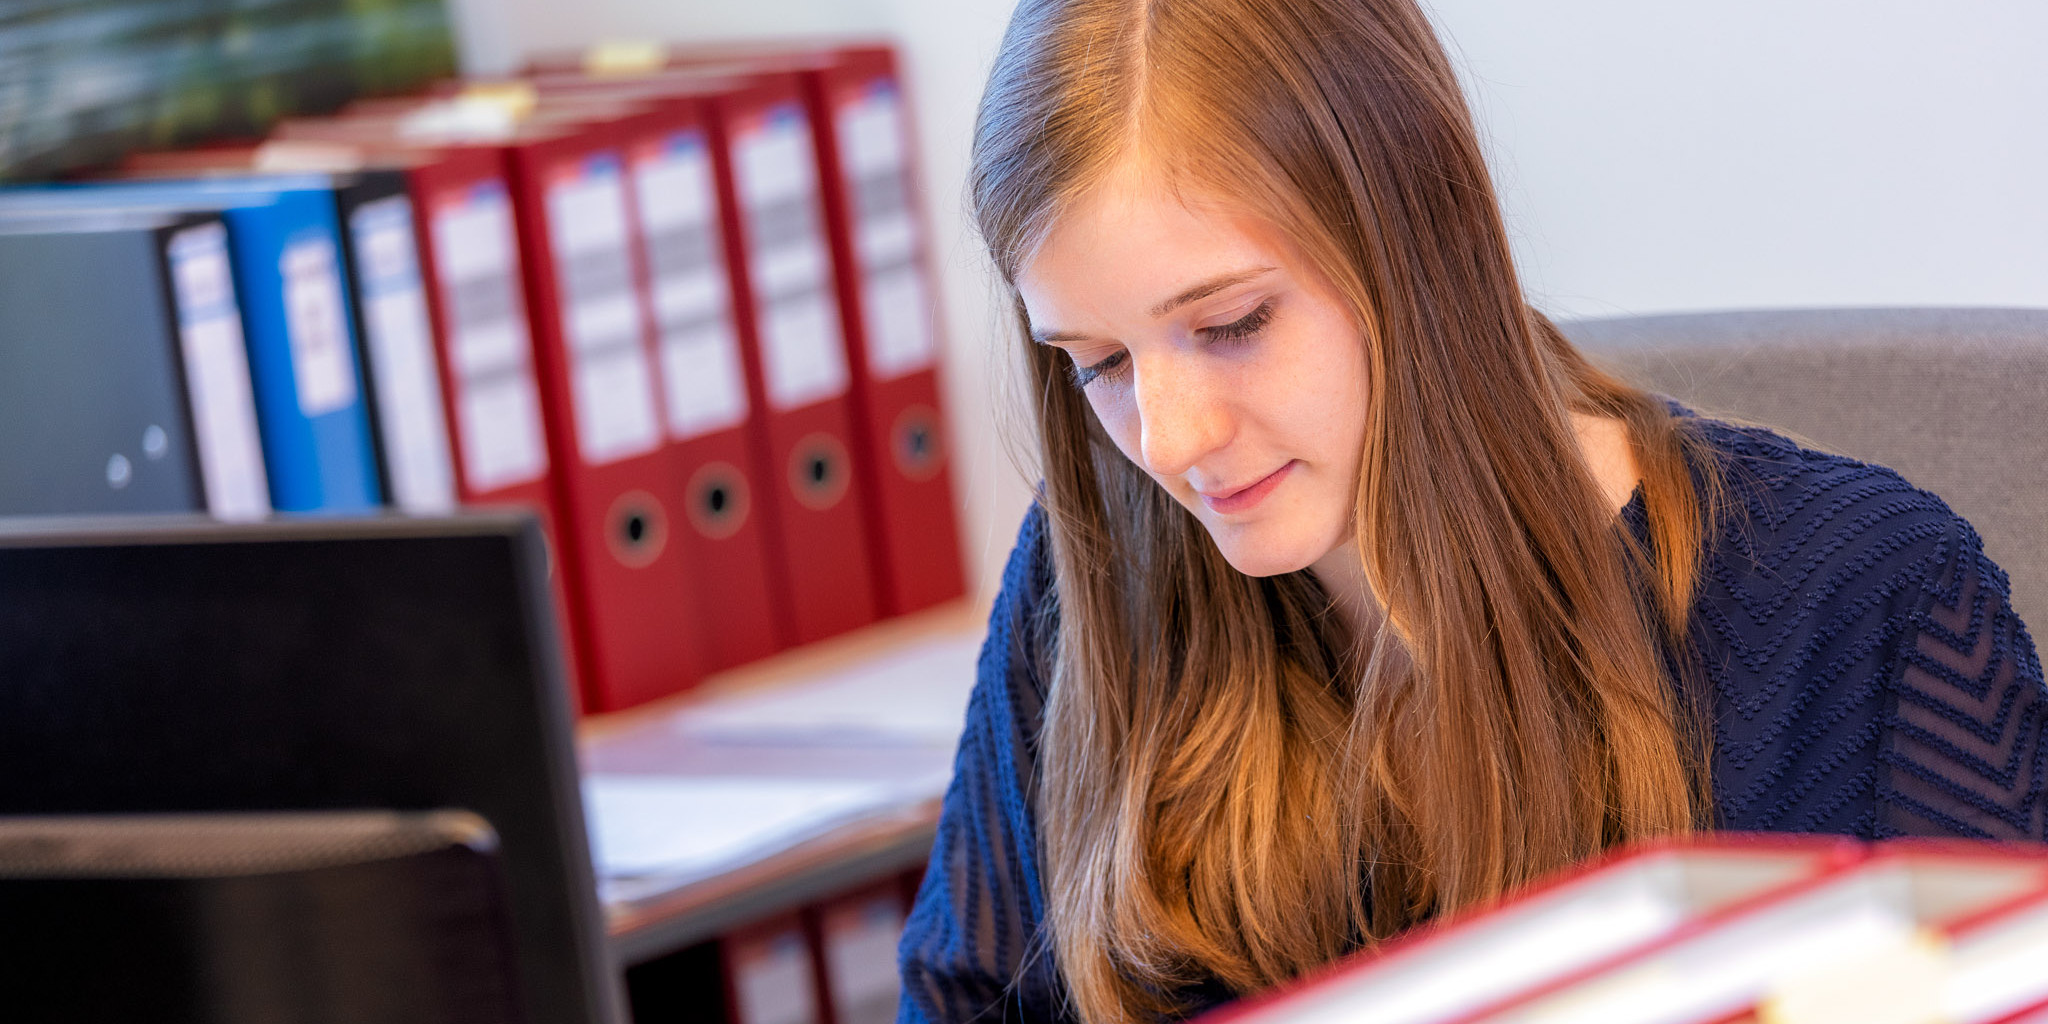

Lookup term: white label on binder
[750,241,829,297]
[825,896,907,1024]
[547,156,661,464]
[279,235,359,417]
[840,85,906,177]
[431,183,548,490]
[735,108,849,410]
[451,321,522,377]
[459,376,547,491]
[853,215,917,270]
[436,190,516,280]
[350,195,457,514]
[760,291,842,410]
[634,133,717,230]
[861,262,936,381]
[838,84,938,379]
[654,273,724,326]
[173,229,234,309]
[565,293,642,358]
[571,347,659,464]
[840,87,919,268]
[658,321,749,438]
[167,222,269,520]
[732,930,820,1024]
[633,130,752,438]
[734,112,812,209]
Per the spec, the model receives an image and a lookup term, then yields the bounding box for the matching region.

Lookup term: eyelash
[1206,299,1275,342]
[1067,300,1277,389]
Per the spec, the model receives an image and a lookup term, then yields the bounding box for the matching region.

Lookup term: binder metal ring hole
[788,433,851,512]
[891,405,945,481]
[686,462,750,540]
[604,490,668,569]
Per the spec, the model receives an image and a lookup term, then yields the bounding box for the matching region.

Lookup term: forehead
[1015,174,1287,321]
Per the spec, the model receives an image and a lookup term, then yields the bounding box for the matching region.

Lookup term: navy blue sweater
[899,415,2048,1023]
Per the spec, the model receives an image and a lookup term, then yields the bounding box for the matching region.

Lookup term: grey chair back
[1563,308,2048,632]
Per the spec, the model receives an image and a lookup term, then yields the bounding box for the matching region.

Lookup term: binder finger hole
[788,433,851,512]
[604,490,669,569]
[686,462,751,540]
[891,405,944,482]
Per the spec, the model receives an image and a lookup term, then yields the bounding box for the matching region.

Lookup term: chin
[1203,521,1324,578]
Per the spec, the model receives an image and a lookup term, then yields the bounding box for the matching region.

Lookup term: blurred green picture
[0,0,458,182]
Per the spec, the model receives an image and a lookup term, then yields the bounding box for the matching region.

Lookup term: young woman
[899,0,2048,1021]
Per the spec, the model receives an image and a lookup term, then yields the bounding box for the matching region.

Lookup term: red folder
[275,109,712,711]
[1941,873,2048,1024]
[1204,834,1863,1024]
[414,152,604,714]
[493,118,711,711]
[1458,841,2048,1024]
[805,45,966,617]
[723,914,826,1024]
[234,126,594,712]
[610,89,787,670]
[1705,839,2048,1024]
[529,44,968,618]
[406,154,559,522]
[806,882,909,1024]
[705,72,881,645]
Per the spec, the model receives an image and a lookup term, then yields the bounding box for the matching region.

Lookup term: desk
[578,604,982,967]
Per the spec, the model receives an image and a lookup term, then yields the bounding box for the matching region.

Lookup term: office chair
[1564,307,2048,634]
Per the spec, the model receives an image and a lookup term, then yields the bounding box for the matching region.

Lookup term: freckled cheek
[1292,322,1370,428]
[1238,323,1369,469]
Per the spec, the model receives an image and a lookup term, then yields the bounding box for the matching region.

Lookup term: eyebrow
[1029,265,1278,345]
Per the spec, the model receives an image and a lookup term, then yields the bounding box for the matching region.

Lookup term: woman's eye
[1201,300,1275,342]
[1068,350,1130,389]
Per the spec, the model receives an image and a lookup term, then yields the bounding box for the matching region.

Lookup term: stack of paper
[583,774,919,904]
[578,629,981,905]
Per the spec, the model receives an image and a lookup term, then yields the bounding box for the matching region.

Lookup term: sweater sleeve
[898,506,1072,1024]
[1878,513,2048,839]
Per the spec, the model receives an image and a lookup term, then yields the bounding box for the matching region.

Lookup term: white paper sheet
[583,774,902,881]
[671,632,980,745]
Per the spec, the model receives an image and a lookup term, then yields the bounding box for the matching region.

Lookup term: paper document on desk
[583,774,903,883]
[674,632,979,745]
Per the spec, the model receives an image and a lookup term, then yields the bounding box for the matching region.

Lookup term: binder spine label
[837,81,938,381]
[824,895,908,1024]
[166,221,271,521]
[633,129,750,441]
[731,929,819,1024]
[278,234,361,417]
[545,153,662,465]
[431,182,549,491]
[350,195,458,513]
[735,105,850,412]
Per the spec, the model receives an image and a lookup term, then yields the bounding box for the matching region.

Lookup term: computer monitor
[0,514,616,1024]
[0,809,526,1024]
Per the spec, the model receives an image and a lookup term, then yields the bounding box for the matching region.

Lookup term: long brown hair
[972,0,1725,1020]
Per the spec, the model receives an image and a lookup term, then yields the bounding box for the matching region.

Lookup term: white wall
[457,0,2048,597]
[1429,0,2048,319]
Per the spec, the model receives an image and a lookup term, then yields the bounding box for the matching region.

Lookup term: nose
[1133,350,1232,478]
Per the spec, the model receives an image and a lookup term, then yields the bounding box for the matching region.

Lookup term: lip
[1198,461,1297,515]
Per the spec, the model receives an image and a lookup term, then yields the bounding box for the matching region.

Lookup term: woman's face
[1016,174,1371,578]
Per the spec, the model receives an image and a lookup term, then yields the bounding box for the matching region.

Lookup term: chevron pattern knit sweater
[898,414,2048,1023]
